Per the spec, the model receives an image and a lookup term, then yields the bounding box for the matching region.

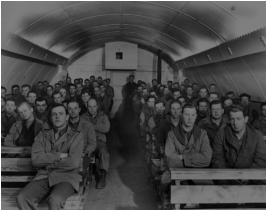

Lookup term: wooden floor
[83,118,159,210]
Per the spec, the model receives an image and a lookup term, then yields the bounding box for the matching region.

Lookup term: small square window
[116,52,123,59]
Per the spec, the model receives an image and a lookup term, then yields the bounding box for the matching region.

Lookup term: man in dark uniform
[35,97,50,125]
[124,75,137,119]
[17,104,84,210]
[11,84,25,105]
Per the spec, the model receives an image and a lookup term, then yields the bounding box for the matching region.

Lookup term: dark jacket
[4,118,50,146]
[1,112,22,134]
[81,111,110,143]
[32,126,83,192]
[198,116,228,147]
[148,112,166,134]
[212,123,266,168]
[253,116,266,136]
[97,94,110,115]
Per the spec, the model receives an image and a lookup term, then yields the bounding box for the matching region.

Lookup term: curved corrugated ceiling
[2,1,266,64]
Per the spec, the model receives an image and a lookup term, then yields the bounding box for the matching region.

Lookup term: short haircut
[37,81,43,85]
[210,100,223,109]
[35,97,47,105]
[142,88,148,92]
[93,81,99,84]
[21,84,31,90]
[197,98,209,106]
[239,93,251,101]
[147,95,156,101]
[173,82,179,86]
[149,90,156,94]
[1,86,7,91]
[17,101,32,110]
[53,92,62,97]
[209,83,216,87]
[99,84,105,88]
[46,85,54,90]
[90,75,95,79]
[59,87,67,92]
[6,98,16,104]
[66,77,71,80]
[79,78,83,81]
[129,75,134,79]
[98,76,102,79]
[152,79,157,83]
[27,91,37,97]
[142,82,146,85]
[106,78,110,81]
[186,85,193,90]
[177,96,185,101]
[67,100,80,107]
[155,99,165,106]
[55,83,61,87]
[163,87,169,91]
[69,83,76,89]
[159,85,165,89]
[173,89,181,94]
[81,89,91,96]
[199,86,208,92]
[170,99,182,108]
[209,92,219,98]
[192,83,198,86]
[167,80,172,84]
[50,103,68,115]
[88,98,99,106]
[260,102,266,110]
[43,80,48,83]
[228,104,247,117]
[12,85,20,90]
[182,103,196,113]
[85,79,90,82]
[224,97,233,104]
[226,91,234,96]
[94,86,100,91]
[74,79,79,82]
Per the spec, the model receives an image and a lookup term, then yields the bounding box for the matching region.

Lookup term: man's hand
[60,153,68,158]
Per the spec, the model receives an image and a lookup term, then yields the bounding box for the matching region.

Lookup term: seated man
[165,89,181,115]
[212,104,266,171]
[140,95,156,134]
[34,97,50,124]
[1,98,22,135]
[11,85,25,105]
[44,85,54,107]
[192,86,209,107]
[162,103,212,189]
[253,102,266,137]
[94,86,109,115]
[67,100,96,156]
[198,100,228,148]
[79,89,91,116]
[195,98,209,125]
[4,101,49,146]
[159,87,173,104]
[27,91,37,109]
[239,93,259,124]
[148,100,166,134]
[81,99,110,189]
[17,104,84,210]
[184,85,197,104]
[156,100,182,146]
[177,96,186,108]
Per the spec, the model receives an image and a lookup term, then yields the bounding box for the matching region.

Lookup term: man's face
[173,83,179,89]
[180,85,185,91]
[150,91,156,97]
[178,98,186,107]
[192,84,198,91]
[209,93,218,102]
[1,89,6,98]
[90,77,95,82]
[152,81,157,87]
[97,78,102,83]
[93,82,99,88]
[18,104,33,120]
[55,85,61,92]
[141,83,146,88]
[77,84,82,91]
[137,87,143,93]
[47,87,53,96]
[224,99,233,108]
[79,79,83,84]
[159,87,164,92]
[261,105,266,118]
[58,81,63,86]
[103,81,107,87]
[173,91,181,100]
[186,87,193,96]
[85,80,90,87]
[82,93,90,103]
[27,93,37,104]
[37,83,43,90]
[1,98,6,110]
[211,103,224,120]
[170,103,182,119]
[167,82,172,87]
[21,87,30,98]
[94,87,101,97]
[100,86,106,94]
[209,85,217,93]
[74,80,79,85]
[240,96,250,107]
[69,86,76,94]
[51,106,68,129]
[88,99,98,115]
[12,87,20,95]
[36,100,47,114]
[142,89,149,98]
[6,101,16,114]
[147,98,155,108]
[199,89,208,98]
[155,102,165,115]
[54,94,62,104]
[66,78,71,84]
[163,88,170,96]
[198,102,208,114]
[106,79,110,85]
[182,107,197,128]
[129,77,134,83]
[227,94,234,99]
[184,80,189,86]
[59,89,67,98]
[43,81,49,87]
[68,102,80,118]
[229,111,248,133]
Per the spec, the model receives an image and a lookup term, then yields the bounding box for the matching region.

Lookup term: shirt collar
[53,125,68,136]
[69,116,80,125]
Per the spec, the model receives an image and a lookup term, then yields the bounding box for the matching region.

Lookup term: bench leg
[172,181,181,210]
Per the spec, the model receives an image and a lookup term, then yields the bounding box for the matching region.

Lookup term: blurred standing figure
[124,75,137,119]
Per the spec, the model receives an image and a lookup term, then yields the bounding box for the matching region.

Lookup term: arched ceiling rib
[2,1,266,64]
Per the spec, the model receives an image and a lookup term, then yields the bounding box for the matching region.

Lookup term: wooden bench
[1,146,89,210]
[170,168,266,210]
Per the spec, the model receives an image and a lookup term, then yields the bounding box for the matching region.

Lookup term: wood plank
[1,158,37,172]
[171,185,266,204]
[170,168,266,180]
[1,146,31,154]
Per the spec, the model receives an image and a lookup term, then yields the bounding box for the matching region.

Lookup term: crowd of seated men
[130,77,266,206]
[1,76,114,210]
